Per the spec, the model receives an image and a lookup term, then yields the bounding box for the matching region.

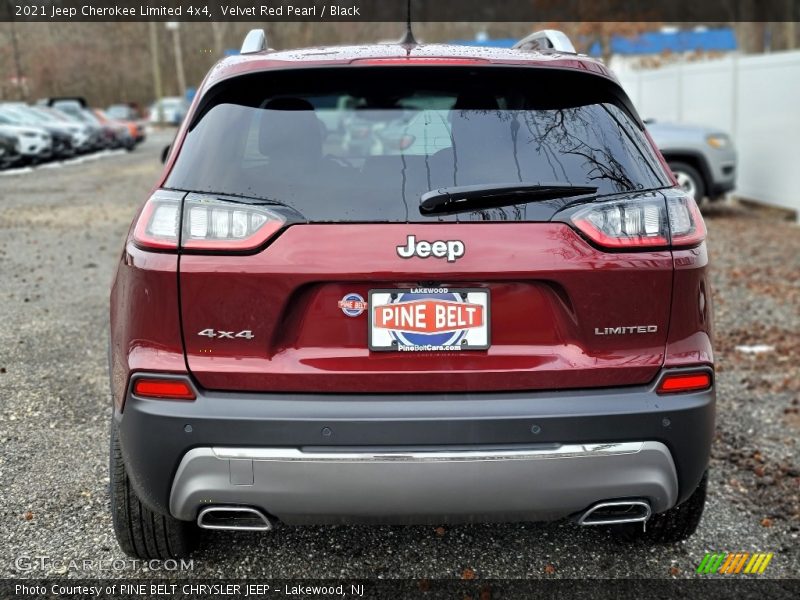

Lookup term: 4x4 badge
[396,235,465,263]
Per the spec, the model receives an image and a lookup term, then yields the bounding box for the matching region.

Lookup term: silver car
[646,120,737,204]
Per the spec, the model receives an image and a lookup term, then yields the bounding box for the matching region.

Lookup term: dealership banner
[2,0,799,22]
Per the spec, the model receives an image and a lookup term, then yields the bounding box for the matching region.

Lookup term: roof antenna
[399,0,417,47]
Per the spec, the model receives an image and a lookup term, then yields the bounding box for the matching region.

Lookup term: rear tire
[613,470,708,543]
[109,421,196,558]
[669,161,706,205]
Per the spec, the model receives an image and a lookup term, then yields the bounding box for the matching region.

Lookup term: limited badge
[338,293,368,317]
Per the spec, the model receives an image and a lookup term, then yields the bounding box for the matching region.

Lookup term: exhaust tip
[578,500,651,526]
[197,506,273,531]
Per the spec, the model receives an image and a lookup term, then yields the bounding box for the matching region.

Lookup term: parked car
[106,103,147,143]
[110,30,713,559]
[106,102,143,121]
[38,96,87,111]
[92,109,136,150]
[0,117,52,164]
[148,97,189,125]
[0,104,76,159]
[75,108,121,149]
[0,130,23,169]
[39,100,107,151]
[646,120,737,203]
[27,106,94,153]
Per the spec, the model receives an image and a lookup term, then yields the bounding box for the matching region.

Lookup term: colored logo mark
[338,293,368,317]
[696,552,773,575]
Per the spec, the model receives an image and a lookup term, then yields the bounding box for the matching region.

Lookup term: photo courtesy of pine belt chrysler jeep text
[108,29,714,558]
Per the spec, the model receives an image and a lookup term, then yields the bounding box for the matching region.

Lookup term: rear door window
[166,67,669,222]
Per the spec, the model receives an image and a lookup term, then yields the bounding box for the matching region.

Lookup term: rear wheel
[669,161,706,205]
[613,470,708,543]
[109,421,196,558]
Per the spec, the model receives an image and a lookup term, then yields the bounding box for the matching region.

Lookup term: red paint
[109,245,185,411]
[110,42,713,405]
[352,57,491,65]
[177,224,674,393]
[664,245,714,368]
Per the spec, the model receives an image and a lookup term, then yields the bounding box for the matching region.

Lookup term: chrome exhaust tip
[197,506,273,531]
[577,500,651,526]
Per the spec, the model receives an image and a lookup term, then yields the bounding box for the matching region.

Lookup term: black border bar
[2,0,799,22]
[2,578,799,600]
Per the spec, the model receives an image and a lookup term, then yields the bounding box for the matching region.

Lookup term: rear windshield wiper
[419,183,598,216]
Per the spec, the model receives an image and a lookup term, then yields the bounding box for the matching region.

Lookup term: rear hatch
[167,66,674,393]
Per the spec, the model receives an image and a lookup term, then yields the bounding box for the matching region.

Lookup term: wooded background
[1,21,797,107]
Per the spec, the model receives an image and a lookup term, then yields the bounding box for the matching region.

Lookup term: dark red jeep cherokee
[109,31,714,558]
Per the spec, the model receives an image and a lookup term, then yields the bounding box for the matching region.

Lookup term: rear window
[166,67,669,222]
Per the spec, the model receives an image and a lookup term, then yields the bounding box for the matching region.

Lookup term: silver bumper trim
[170,441,678,524]
[211,442,645,462]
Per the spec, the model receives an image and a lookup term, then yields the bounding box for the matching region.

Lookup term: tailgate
[179,223,672,393]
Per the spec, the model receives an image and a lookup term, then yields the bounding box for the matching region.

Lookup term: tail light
[133,191,287,252]
[657,371,712,394]
[132,190,183,250]
[567,194,706,250]
[133,377,195,400]
[182,195,286,250]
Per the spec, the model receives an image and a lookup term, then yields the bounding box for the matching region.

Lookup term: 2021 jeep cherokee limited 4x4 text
[109,33,714,558]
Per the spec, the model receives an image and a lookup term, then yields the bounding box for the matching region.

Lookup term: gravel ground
[0,134,798,581]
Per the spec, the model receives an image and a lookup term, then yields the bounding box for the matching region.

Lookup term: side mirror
[161,145,170,163]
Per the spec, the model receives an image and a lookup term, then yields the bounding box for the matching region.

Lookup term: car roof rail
[240,29,268,54]
[513,30,576,54]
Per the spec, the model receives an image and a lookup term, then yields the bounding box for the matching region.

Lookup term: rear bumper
[116,368,714,522]
[170,442,677,524]
[707,148,737,197]
[710,177,736,197]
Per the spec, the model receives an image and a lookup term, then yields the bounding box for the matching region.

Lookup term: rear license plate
[369,288,490,352]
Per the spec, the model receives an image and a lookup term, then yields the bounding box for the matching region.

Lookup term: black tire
[668,161,706,204]
[613,470,708,543]
[109,421,196,558]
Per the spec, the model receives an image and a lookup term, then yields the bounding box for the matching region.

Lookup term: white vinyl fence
[616,51,800,219]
